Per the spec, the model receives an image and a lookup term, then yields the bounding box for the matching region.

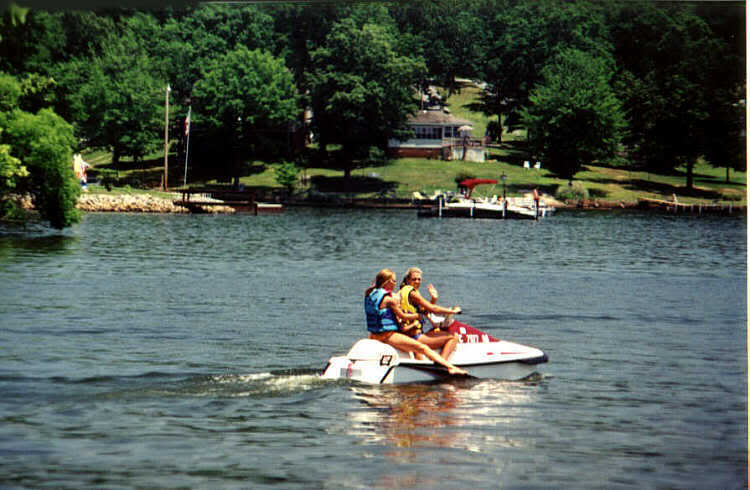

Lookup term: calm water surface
[0,209,746,489]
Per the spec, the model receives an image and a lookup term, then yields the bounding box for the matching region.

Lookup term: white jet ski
[322,320,548,384]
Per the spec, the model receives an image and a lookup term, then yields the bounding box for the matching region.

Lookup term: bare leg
[419,331,459,360]
[402,327,426,360]
[383,332,467,376]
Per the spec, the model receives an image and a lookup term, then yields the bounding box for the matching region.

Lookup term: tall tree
[480,0,611,142]
[191,46,298,184]
[306,10,425,178]
[521,49,625,182]
[390,0,491,94]
[152,5,279,110]
[608,1,744,188]
[56,27,164,167]
[0,9,64,75]
[696,3,745,183]
[270,3,342,89]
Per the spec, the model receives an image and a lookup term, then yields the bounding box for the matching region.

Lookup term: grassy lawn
[81,86,746,205]
[84,145,746,205]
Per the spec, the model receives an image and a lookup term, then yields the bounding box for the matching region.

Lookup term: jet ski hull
[321,323,548,384]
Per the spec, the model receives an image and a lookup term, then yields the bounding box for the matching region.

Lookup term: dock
[637,197,744,216]
[174,187,283,215]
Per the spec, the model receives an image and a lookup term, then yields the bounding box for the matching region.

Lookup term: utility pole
[163,84,170,191]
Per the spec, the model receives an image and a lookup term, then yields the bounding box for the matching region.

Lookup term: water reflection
[0,234,79,262]
[347,378,541,454]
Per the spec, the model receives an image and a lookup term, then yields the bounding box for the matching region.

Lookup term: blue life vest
[364,288,399,333]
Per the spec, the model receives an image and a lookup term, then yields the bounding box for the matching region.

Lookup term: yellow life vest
[397,285,421,334]
[399,285,417,314]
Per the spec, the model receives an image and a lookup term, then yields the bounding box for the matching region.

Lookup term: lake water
[0,208,746,489]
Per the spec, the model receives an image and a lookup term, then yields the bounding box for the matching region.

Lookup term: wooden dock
[638,197,745,216]
[173,187,283,215]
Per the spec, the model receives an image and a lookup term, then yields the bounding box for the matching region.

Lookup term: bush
[97,169,117,191]
[274,161,300,193]
[555,182,589,201]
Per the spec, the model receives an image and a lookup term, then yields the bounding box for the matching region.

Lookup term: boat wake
[207,369,326,397]
[50,369,329,402]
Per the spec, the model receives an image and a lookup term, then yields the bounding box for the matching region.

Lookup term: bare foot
[448,366,468,376]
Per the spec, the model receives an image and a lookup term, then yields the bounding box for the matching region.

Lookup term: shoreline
[64,192,746,217]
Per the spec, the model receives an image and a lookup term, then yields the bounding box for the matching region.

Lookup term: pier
[637,197,745,216]
[174,187,283,214]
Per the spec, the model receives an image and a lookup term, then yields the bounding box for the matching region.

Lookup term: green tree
[0,71,27,220]
[274,160,300,194]
[306,11,425,178]
[192,46,298,184]
[152,5,279,110]
[0,70,21,113]
[390,0,491,94]
[608,2,744,188]
[521,49,625,182]
[269,3,341,89]
[0,73,80,230]
[696,3,745,183]
[0,138,27,220]
[480,0,611,142]
[57,28,164,168]
[0,9,64,74]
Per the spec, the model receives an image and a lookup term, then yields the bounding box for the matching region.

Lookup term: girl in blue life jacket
[364,269,468,376]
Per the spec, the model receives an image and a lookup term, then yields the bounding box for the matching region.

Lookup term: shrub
[555,182,589,201]
[275,161,300,193]
[97,169,117,191]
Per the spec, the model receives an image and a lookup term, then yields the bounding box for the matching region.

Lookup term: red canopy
[458,178,498,197]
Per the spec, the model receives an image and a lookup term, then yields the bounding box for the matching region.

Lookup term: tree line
[0,0,744,228]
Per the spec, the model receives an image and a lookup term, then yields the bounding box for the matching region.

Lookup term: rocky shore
[76,193,191,213]
[17,193,235,214]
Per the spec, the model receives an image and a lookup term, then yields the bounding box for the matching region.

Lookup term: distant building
[387,107,486,162]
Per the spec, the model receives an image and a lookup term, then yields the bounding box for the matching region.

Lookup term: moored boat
[417,178,554,220]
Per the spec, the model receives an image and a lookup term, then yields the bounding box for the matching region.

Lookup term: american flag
[184,107,191,137]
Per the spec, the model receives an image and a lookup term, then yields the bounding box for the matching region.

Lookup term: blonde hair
[400,267,422,288]
[365,269,396,297]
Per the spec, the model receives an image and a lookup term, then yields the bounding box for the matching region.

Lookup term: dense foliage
[522,49,626,182]
[0,0,744,221]
[192,46,297,184]
[0,72,79,228]
[306,8,426,177]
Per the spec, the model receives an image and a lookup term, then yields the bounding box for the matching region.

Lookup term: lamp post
[501,172,507,218]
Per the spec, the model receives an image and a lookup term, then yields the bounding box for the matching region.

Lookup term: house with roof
[387,107,486,162]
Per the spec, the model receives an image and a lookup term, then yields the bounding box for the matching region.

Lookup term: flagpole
[163,84,170,191]
[183,106,191,187]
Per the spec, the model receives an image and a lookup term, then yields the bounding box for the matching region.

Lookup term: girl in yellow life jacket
[398,267,462,361]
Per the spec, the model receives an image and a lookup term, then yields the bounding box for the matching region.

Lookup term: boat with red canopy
[418,178,554,220]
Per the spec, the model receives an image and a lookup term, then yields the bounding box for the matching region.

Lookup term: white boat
[321,321,548,384]
[417,178,554,220]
